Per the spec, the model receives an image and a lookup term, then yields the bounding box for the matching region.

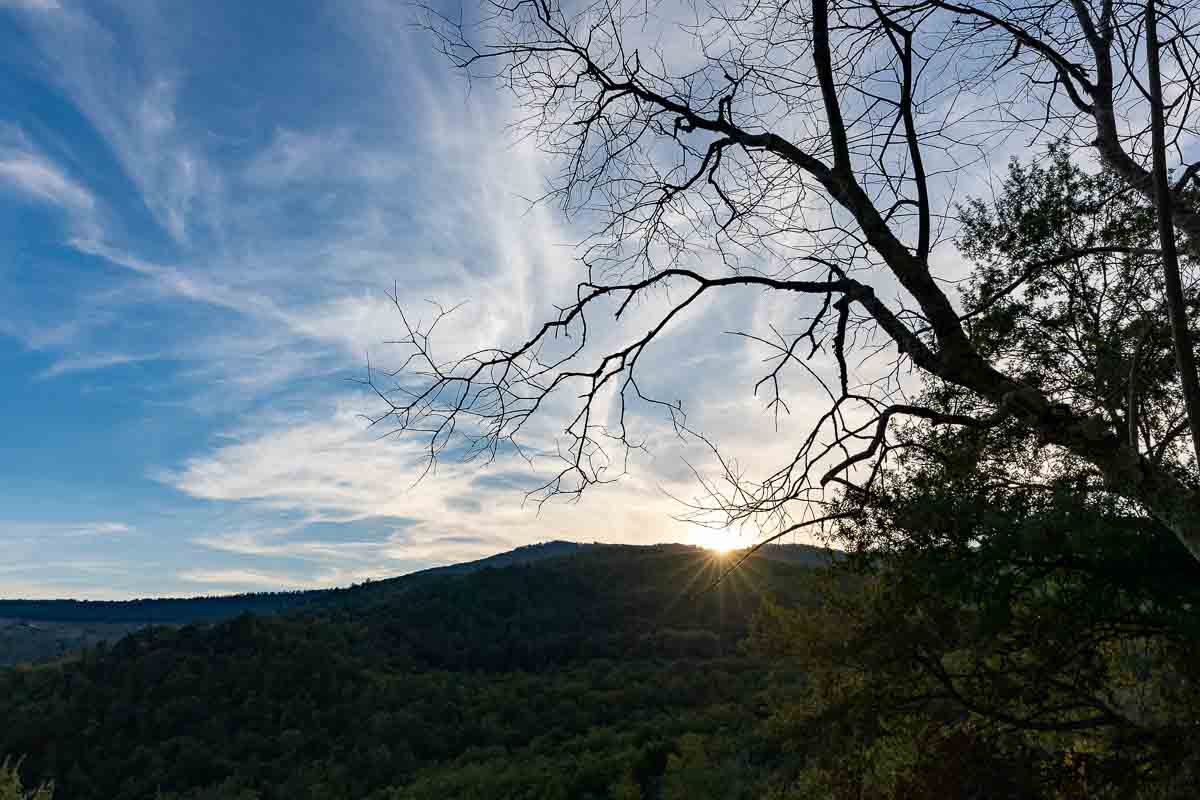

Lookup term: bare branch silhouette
[371,0,1200,559]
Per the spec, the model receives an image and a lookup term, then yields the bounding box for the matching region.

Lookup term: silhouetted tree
[740,153,1200,796]
[378,0,1200,561]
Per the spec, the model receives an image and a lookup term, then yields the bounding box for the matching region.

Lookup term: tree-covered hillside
[0,544,822,800]
[0,541,835,668]
[0,542,600,667]
[4,531,1196,798]
[0,541,592,626]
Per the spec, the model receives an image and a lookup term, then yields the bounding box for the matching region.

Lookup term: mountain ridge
[1,542,827,799]
[0,540,835,667]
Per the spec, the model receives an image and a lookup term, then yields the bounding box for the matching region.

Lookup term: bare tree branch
[385,0,1200,560]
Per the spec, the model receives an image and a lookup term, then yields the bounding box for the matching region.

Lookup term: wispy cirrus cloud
[9,2,220,246]
[177,568,319,591]
[70,521,132,537]
[160,393,715,566]
[0,155,94,212]
[0,126,100,240]
[0,0,848,599]
[0,0,60,12]
[1,520,132,538]
[244,127,409,187]
[35,351,156,379]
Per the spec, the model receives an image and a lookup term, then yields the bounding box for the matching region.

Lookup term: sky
[4,0,1129,599]
[0,0,848,599]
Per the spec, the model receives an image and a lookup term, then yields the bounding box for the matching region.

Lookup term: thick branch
[1145,0,1200,465]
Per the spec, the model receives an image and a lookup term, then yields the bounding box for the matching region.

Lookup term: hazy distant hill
[0,543,824,800]
[0,541,588,666]
[0,540,588,624]
[749,541,841,567]
[0,618,149,668]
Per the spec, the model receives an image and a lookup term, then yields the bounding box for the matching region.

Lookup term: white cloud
[244,127,409,186]
[0,583,137,602]
[36,351,154,379]
[0,0,61,11]
[1,1,879,600]
[177,568,318,591]
[10,6,221,245]
[3,0,583,381]
[0,126,101,240]
[161,395,713,565]
[0,156,94,212]
[191,530,386,562]
[68,238,286,318]
[0,520,132,538]
[70,521,132,537]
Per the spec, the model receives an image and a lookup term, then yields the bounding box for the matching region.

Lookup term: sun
[687,526,742,555]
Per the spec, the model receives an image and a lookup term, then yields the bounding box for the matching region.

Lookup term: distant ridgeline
[0,541,593,626]
[0,592,318,625]
[0,540,833,626]
[0,541,595,668]
[0,541,835,800]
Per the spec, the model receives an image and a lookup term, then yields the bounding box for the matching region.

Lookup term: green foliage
[609,769,642,800]
[954,143,1199,471]
[662,735,721,800]
[0,759,52,800]
[745,152,1200,799]
[154,778,260,800]
[0,546,814,800]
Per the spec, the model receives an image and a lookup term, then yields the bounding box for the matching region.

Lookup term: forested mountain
[0,541,835,668]
[0,541,592,626]
[3,531,1197,799]
[0,541,591,667]
[0,544,826,800]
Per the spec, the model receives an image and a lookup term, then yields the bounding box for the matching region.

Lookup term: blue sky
[0,0,826,598]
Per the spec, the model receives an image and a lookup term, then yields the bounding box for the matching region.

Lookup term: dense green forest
[6,530,1196,799]
[0,544,830,800]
